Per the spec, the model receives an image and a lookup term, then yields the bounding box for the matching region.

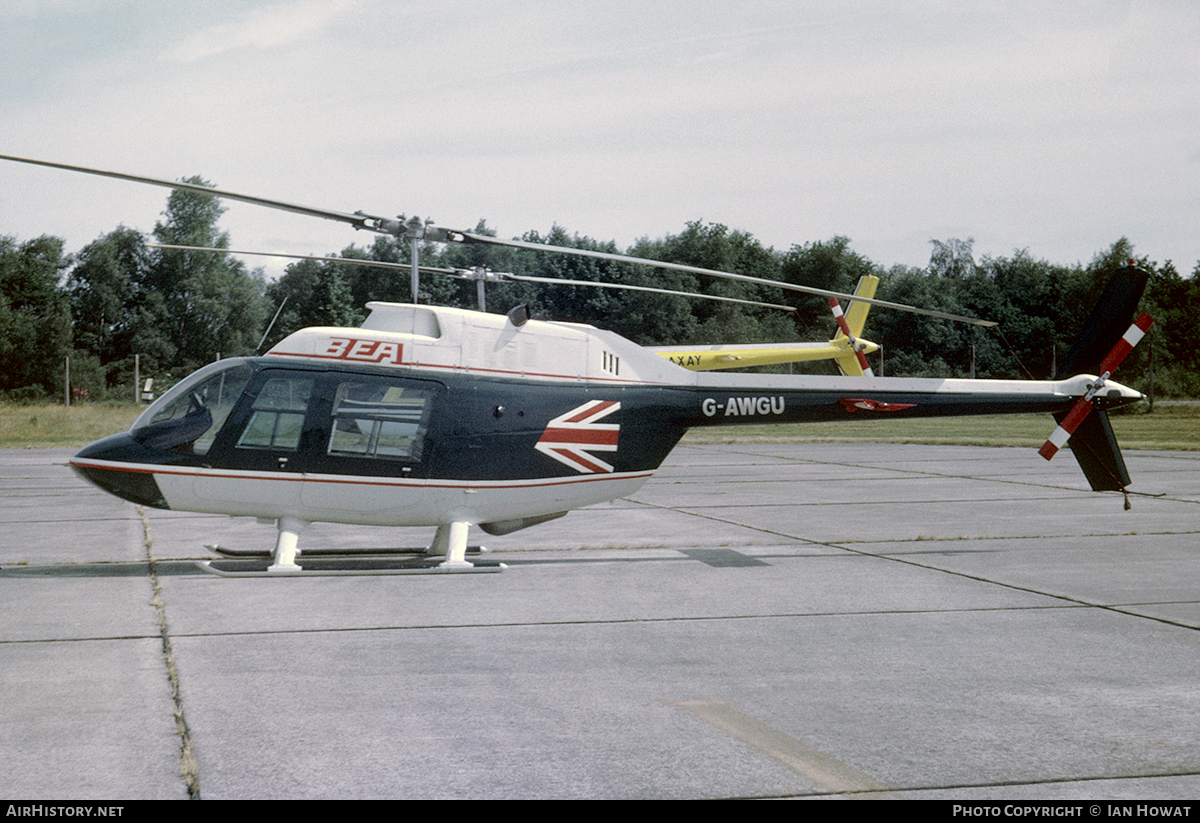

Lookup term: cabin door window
[327,380,434,462]
[236,377,315,451]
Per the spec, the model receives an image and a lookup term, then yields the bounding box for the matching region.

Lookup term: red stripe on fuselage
[68,458,651,490]
[537,428,620,446]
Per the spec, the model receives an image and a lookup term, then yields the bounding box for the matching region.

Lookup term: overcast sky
[2,0,1197,282]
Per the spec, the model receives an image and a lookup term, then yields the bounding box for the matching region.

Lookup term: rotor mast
[404,216,424,303]
[390,215,462,304]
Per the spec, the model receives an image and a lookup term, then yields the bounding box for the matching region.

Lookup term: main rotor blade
[6,154,996,327]
[150,244,794,311]
[457,231,998,327]
[146,244,461,277]
[0,154,405,236]
[504,273,795,312]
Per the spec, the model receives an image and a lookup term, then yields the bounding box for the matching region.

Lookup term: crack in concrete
[139,506,201,800]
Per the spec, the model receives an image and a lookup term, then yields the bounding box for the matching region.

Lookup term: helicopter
[1,154,1153,576]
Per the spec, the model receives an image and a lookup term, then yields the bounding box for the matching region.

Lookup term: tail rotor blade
[1038,395,1095,460]
[828,298,874,377]
[1098,313,1154,375]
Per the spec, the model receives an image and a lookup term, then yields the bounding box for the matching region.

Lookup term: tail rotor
[1037,262,1154,506]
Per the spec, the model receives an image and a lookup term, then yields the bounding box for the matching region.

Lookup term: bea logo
[323,337,403,365]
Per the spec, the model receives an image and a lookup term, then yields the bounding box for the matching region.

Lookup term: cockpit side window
[134,361,254,455]
[328,380,433,461]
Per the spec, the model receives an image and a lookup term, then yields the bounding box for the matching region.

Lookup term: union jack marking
[535,400,621,474]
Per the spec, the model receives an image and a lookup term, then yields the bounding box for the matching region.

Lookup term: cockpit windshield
[131,359,254,455]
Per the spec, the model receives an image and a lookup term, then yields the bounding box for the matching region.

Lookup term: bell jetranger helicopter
[1,154,1154,576]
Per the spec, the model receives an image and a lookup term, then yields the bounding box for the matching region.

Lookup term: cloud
[167,0,359,62]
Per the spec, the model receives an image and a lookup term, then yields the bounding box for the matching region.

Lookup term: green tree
[1140,259,1200,397]
[928,237,977,280]
[147,178,268,371]
[971,250,1079,379]
[66,226,164,388]
[304,259,360,328]
[0,235,72,396]
[262,253,372,351]
[781,236,878,342]
[628,221,791,347]
[874,263,967,377]
[69,226,141,357]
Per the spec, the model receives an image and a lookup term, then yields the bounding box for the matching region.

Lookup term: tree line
[2,183,1197,402]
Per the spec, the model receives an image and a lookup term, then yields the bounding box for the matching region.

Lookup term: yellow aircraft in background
[650,275,880,376]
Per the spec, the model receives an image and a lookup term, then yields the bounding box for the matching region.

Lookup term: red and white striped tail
[829,298,874,377]
[1038,313,1154,461]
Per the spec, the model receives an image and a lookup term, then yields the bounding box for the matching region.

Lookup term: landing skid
[195,557,505,577]
[204,544,489,558]
[200,519,500,575]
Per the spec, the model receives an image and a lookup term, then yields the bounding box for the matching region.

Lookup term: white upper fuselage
[267,302,685,386]
[265,302,1139,405]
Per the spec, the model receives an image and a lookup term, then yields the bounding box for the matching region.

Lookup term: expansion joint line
[139,506,201,800]
[625,498,1200,634]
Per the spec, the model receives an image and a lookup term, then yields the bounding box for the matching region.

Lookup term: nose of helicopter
[71,432,170,509]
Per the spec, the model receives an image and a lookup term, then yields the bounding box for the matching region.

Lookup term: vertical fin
[1057,409,1131,492]
[843,275,879,338]
[1056,264,1149,379]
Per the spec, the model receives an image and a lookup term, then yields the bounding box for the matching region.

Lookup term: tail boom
[684,372,1142,428]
